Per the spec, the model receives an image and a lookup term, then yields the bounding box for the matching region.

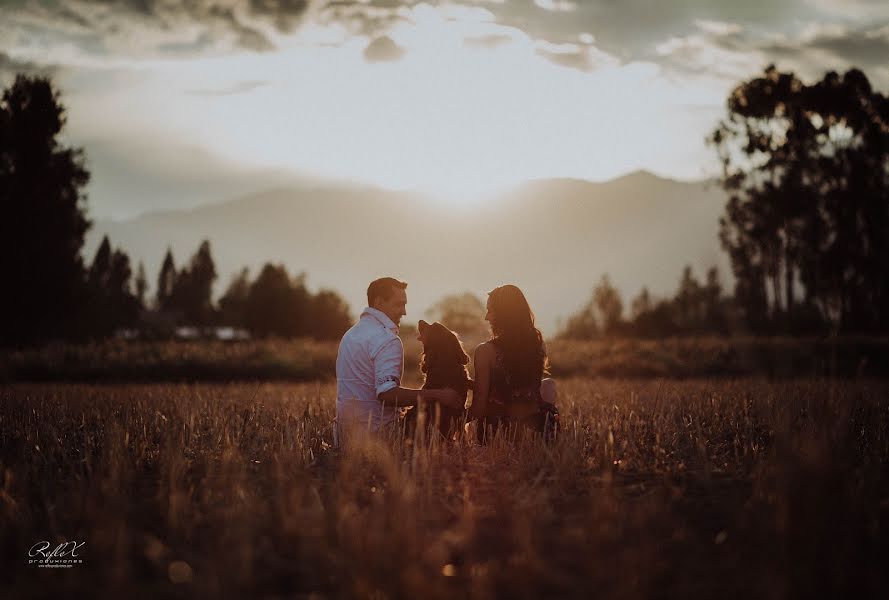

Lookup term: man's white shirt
[335,307,404,432]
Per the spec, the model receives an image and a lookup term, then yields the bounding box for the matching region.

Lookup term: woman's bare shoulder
[473,340,496,359]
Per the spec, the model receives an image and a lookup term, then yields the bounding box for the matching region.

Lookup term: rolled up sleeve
[374,337,404,397]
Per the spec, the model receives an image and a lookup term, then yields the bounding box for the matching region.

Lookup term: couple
[334,277,558,444]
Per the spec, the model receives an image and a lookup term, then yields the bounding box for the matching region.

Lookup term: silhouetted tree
[558,297,599,339]
[702,267,729,334]
[168,240,217,326]
[244,264,310,338]
[426,292,486,335]
[630,287,653,321]
[558,275,623,339]
[135,261,148,311]
[85,235,139,336]
[0,75,91,346]
[309,289,352,340]
[219,267,251,327]
[674,266,703,333]
[710,65,887,332]
[594,274,623,335]
[156,248,176,312]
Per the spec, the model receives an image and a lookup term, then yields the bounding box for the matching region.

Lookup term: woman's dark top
[487,339,559,440]
[490,339,543,405]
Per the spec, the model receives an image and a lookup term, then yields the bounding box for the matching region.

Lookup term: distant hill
[86,171,731,334]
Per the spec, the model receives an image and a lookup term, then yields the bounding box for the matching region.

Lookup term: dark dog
[408,320,471,438]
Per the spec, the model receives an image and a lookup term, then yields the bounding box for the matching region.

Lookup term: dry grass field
[2,336,888,383]
[2,378,888,598]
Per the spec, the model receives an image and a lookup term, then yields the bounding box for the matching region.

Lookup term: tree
[558,298,599,339]
[218,267,251,327]
[169,240,217,326]
[244,264,310,338]
[426,292,486,335]
[0,75,91,345]
[702,267,729,334]
[674,265,704,332]
[156,248,177,312]
[309,289,352,340]
[710,65,889,332]
[134,261,148,311]
[593,274,623,335]
[630,287,653,321]
[558,275,623,339]
[85,235,139,336]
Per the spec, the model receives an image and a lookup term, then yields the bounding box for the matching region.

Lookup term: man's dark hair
[367,277,407,306]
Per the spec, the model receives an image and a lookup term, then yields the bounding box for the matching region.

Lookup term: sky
[3,0,889,219]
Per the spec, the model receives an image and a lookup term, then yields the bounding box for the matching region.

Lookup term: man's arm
[373,336,462,409]
[377,386,462,408]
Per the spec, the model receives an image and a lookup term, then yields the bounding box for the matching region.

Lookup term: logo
[28,541,85,568]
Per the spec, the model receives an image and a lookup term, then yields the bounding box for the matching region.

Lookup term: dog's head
[418,320,471,391]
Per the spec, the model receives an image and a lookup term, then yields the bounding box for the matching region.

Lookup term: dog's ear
[418,320,430,336]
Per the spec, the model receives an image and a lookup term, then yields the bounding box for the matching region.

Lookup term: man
[335,277,462,440]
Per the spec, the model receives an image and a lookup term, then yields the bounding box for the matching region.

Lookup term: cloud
[462,33,514,49]
[764,23,889,69]
[534,41,617,72]
[187,79,271,96]
[363,35,405,62]
[533,0,576,12]
[655,19,889,88]
[2,0,311,58]
[0,51,61,87]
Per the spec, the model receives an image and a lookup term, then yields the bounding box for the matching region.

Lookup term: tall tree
[86,235,138,336]
[170,240,217,326]
[244,264,309,338]
[219,267,251,327]
[710,65,889,332]
[156,248,176,312]
[134,261,148,311]
[593,274,623,335]
[0,75,91,345]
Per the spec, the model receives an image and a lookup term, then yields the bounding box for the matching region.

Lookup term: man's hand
[436,388,464,410]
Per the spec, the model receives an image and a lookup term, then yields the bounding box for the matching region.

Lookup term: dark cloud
[0,51,60,86]
[363,35,405,62]
[4,0,310,56]
[317,0,413,39]
[764,25,889,68]
[656,20,889,88]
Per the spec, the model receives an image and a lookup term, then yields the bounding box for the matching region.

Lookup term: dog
[408,319,472,439]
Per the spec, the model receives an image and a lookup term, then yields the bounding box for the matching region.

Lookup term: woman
[469,284,559,441]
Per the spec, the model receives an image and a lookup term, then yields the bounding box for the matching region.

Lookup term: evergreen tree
[156,248,176,312]
[219,267,251,327]
[135,261,147,311]
[0,75,91,345]
[171,240,217,326]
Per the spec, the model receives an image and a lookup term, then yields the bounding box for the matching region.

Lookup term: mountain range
[85,170,732,334]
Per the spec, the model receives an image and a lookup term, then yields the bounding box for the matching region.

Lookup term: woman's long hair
[487,285,549,389]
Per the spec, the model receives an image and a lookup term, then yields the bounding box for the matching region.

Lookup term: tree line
[0,74,351,347]
[559,267,732,339]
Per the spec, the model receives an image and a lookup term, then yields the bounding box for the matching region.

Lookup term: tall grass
[3,336,887,383]
[2,379,888,598]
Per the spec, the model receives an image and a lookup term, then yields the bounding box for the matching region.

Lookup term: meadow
[2,336,888,383]
[3,378,888,598]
